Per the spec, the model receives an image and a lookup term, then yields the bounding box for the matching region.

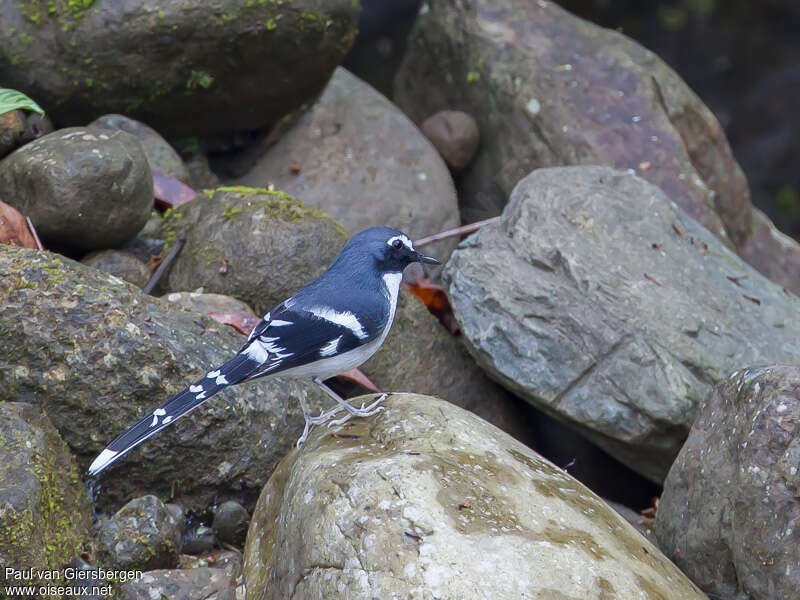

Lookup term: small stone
[421,110,480,171]
[0,109,26,158]
[165,503,186,531]
[162,292,256,318]
[117,568,234,600]
[182,524,216,556]
[212,501,250,546]
[81,250,151,288]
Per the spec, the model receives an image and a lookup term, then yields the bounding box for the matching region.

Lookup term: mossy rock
[160,186,348,316]
[0,403,92,583]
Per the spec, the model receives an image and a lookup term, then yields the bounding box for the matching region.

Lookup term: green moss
[466,71,480,83]
[186,69,215,90]
[222,204,243,221]
[21,0,96,30]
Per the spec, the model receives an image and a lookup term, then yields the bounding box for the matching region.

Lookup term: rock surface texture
[0,1,360,138]
[0,403,92,579]
[243,394,706,599]
[656,365,800,599]
[443,166,800,482]
[231,68,460,264]
[0,127,153,249]
[81,249,152,288]
[160,186,348,316]
[117,568,235,600]
[0,245,326,510]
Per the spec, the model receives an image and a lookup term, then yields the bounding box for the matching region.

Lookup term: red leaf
[152,169,198,210]
[337,368,381,392]
[405,276,459,334]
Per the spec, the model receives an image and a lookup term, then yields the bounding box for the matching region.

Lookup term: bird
[87,226,440,476]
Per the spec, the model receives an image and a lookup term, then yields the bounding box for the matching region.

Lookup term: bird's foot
[296,405,347,446]
[332,393,388,419]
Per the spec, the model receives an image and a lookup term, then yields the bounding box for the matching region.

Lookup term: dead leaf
[337,368,381,392]
[405,276,459,334]
[152,169,198,210]
[0,200,38,248]
[289,160,301,174]
[207,312,262,336]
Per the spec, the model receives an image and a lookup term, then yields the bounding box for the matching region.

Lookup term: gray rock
[179,550,242,580]
[0,1,360,139]
[97,495,182,570]
[605,500,657,546]
[0,403,92,580]
[117,568,235,600]
[231,68,460,266]
[243,394,705,599]
[361,290,535,446]
[0,245,327,510]
[213,501,250,547]
[0,109,26,158]
[182,525,216,556]
[443,166,800,482]
[0,127,153,249]
[81,249,151,288]
[656,365,800,599]
[421,110,480,171]
[165,504,186,531]
[394,0,748,249]
[90,114,190,183]
[185,152,221,191]
[161,292,257,318]
[159,186,348,316]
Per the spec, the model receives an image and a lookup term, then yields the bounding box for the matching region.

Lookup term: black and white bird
[87,227,440,476]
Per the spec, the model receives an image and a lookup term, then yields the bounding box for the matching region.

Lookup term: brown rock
[421,110,480,171]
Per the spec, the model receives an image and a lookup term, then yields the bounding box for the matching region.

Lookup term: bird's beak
[415,251,441,265]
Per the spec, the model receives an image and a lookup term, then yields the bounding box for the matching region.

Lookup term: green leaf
[0,88,45,117]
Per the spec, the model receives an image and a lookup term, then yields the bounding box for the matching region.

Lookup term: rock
[162,292,257,318]
[0,109,26,158]
[738,206,800,296]
[159,186,348,316]
[0,245,327,510]
[0,403,92,582]
[97,495,182,570]
[165,504,186,531]
[443,166,800,482]
[81,250,151,288]
[185,153,221,191]
[394,0,749,248]
[421,110,480,171]
[0,1,360,139]
[213,501,250,547]
[243,394,705,599]
[361,290,535,445]
[179,550,243,580]
[66,557,107,600]
[605,500,657,546]
[230,68,460,265]
[0,127,153,249]
[182,525,216,556]
[90,114,190,183]
[656,365,800,598]
[21,112,54,143]
[117,568,235,600]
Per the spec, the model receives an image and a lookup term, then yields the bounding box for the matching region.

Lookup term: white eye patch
[387,234,414,251]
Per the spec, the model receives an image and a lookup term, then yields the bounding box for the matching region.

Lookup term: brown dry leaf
[0,200,37,248]
[207,312,262,336]
[337,368,381,392]
[405,276,459,334]
[152,169,198,210]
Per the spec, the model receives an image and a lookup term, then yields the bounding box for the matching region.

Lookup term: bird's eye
[392,239,403,249]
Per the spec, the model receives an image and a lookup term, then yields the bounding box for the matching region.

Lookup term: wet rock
[162,292,257,318]
[656,366,800,599]
[231,68,460,265]
[117,568,235,600]
[213,501,250,547]
[0,1,360,139]
[179,550,242,579]
[0,109,26,158]
[443,166,800,482]
[90,114,190,183]
[0,127,153,249]
[421,110,480,171]
[81,249,151,288]
[160,186,347,315]
[394,0,749,247]
[362,290,535,445]
[0,403,92,581]
[182,525,216,556]
[97,495,182,570]
[0,245,327,510]
[243,394,705,599]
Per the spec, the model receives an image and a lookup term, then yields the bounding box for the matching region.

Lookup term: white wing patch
[207,370,221,379]
[269,319,293,327]
[215,374,228,385]
[319,336,342,357]
[387,234,414,251]
[308,306,368,340]
[150,407,167,427]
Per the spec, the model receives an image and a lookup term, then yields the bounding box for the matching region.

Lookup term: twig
[143,235,186,295]
[414,216,503,248]
[25,216,44,250]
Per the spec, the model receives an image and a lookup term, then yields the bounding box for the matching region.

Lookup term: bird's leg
[312,377,388,422]
[294,381,347,446]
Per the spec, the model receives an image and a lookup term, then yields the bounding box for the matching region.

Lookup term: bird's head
[342,226,440,273]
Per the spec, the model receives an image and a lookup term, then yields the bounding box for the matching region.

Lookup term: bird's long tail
[87,352,259,476]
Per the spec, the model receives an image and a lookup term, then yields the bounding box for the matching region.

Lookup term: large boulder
[231,68,460,264]
[0,127,153,249]
[243,394,705,599]
[393,0,800,296]
[0,403,92,581]
[159,186,348,316]
[0,1,360,138]
[443,166,800,482]
[117,568,235,600]
[656,366,800,599]
[0,245,327,510]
